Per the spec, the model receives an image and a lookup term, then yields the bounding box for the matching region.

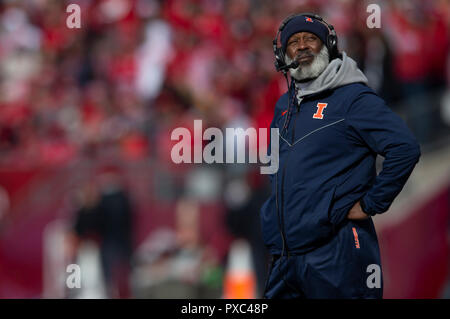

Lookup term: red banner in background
[379,184,450,298]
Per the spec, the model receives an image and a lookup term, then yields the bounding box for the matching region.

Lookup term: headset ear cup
[275,47,286,71]
[328,36,335,48]
[327,34,338,59]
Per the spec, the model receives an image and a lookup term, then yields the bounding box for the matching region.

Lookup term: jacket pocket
[329,181,370,229]
[285,183,337,251]
[328,200,355,229]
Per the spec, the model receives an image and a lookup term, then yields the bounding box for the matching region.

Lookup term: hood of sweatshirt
[295,51,368,99]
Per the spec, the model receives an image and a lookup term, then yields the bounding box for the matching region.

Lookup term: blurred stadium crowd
[0,0,449,298]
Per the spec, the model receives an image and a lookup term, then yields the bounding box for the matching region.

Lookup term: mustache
[295,51,315,60]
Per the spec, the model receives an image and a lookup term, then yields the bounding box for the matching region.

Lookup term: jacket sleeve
[346,89,421,215]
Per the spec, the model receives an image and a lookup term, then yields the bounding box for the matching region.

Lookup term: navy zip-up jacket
[260,52,421,256]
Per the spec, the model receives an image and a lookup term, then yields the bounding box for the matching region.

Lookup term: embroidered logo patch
[312,103,327,119]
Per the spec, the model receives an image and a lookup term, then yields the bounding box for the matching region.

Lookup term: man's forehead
[288,31,321,41]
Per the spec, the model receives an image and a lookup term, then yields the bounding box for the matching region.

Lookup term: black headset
[273,13,340,74]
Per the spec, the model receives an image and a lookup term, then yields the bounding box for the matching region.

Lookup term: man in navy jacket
[261,14,421,298]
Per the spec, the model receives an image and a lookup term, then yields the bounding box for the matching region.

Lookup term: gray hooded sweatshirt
[294,51,369,100]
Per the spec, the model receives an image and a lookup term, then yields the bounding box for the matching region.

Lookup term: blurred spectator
[73,181,100,241]
[95,165,134,298]
[71,165,134,298]
[131,198,223,298]
[223,172,270,297]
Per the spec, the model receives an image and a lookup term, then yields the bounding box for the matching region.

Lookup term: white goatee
[285,45,330,81]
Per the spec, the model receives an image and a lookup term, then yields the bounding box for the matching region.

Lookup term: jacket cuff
[360,197,377,216]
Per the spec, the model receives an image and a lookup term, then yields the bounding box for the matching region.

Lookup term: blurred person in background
[223,172,270,298]
[70,179,103,298]
[261,13,421,299]
[95,165,134,298]
[73,181,100,243]
[132,198,222,298]
[71,166,135,298]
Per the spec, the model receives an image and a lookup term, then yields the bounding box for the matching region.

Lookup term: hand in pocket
[346,201,369,220]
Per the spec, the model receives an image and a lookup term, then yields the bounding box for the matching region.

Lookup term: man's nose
[297,39,309,51]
